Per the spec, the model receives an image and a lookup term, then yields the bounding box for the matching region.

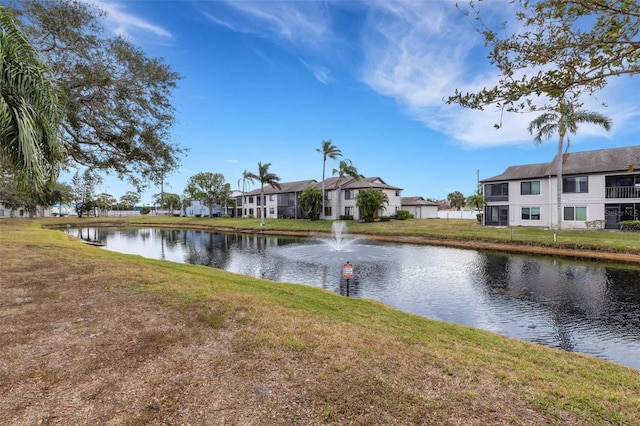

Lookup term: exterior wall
[0,203,53,218]
[182,200,224,217]
[326,187,402,220]
[406,205,438,219]
[265,193,278,219]
[384,189,402,218]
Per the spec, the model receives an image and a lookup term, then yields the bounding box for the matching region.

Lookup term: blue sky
[81,0,639,204]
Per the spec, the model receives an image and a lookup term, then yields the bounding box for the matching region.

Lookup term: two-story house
[242,179,317,219]
[320,176,403,220]
[241,176,403,221]
[481,145,640,229]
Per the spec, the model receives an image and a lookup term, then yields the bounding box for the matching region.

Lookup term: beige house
[320,176,402,220]
[400,197,439,219]
[242,179,317,219]
[481,146,640,229]
[242,176,403,221]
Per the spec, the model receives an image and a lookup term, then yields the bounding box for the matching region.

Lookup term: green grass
[2,218,640,424]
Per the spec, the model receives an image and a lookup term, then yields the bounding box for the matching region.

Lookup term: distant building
[240,176,403,221]
[400,197,438,219]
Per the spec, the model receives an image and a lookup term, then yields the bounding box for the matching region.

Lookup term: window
[248,196,254,203]
[344,207,354,216]
[248,208,254,216]
[395,190,400,196]
[324,206,332,217]
[269,194,275,201]
[344,190,354,200]
[521,181,540,195]
[269,208,275,215]
[521,207,541,220]
[563,176,588,193]
[484,183,509,201]
[564,206,587,221]
[326,191,332,200]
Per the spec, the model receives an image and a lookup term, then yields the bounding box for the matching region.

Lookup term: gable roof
[245,179,317,195]
[340,176,403,191]
[401,196,439,206]
[482,145,640,182]
[244,176,404,196]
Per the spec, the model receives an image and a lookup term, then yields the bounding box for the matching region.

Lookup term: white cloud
[197,0,638,147]
[202,1,330,50]
[83,0,172,39]
[357,0,638,148]
[300,60,332,84]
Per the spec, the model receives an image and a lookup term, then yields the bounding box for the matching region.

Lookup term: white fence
[437,210,480,220]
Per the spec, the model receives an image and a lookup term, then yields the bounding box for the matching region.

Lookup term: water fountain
[269,220,395,265]
[327,220,353,251]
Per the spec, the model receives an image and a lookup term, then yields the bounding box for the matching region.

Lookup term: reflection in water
[66,227,640,370]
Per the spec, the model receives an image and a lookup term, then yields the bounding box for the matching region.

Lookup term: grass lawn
[1,218,639,424]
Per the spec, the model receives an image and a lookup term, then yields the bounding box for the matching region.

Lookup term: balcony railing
[485,195,509,202]
[606,185,640,199]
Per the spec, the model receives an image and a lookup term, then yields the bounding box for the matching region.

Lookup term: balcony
[606,186,640,199]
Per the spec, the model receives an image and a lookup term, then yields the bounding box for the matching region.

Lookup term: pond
[67,226,640,370]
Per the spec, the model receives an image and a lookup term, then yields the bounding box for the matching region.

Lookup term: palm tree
[528,101,611,230]
[237,169,254,217]
[316,140,342,218]
[332,159,360,219]
[0,8,65,191]
[246,162,281,226]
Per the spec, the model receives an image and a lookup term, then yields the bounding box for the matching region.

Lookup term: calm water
[68,226,640,370]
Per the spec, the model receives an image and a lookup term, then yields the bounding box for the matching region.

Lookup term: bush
[339,215,354,221]
[476,213,483,224]
[379,216,391,222]
[139,206,151,215]
[620,220,640,231]
[395,210,412,220]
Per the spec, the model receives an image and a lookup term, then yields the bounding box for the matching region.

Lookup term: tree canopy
[356,188,388,223]
[183,172,226,218]
[317,140,342,218]
[447,191,466,211]
[0,7,65,191]
[8,0,186,190]
[298,186,323,221]
[448,0,640,114]
[70,169,100,217]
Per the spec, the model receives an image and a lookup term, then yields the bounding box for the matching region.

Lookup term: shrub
[339,215,354,221]
[476,213,483,224]
[139,206,151,215]
[395,210,411,220]
[379,216,391,222]
[620,220,640,231]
